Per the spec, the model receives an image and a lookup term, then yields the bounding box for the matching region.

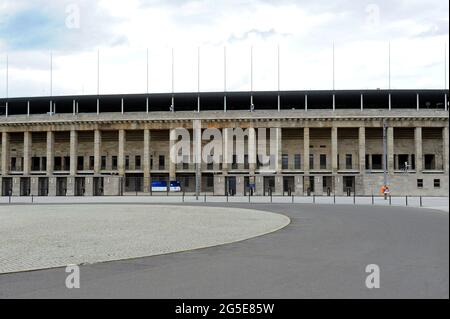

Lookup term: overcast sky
[0,0,448,97]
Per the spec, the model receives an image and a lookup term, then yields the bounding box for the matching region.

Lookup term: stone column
[303,127,310,172]
[248,127,256,174]
[169,128,177,180]
[94,129,101,174]
[23,131,31,175]
[69,130,78,176]
[118,129,125,176]
[443,126,449,173]
[358,127,366,172]
[143,129,150,192]
[222,128,229,174]
[331,127,338,173]
[387,127,394,174]
[46,131,54,176]
[275,127,282,173]
[414,127,422,172]
[1,132,10,175]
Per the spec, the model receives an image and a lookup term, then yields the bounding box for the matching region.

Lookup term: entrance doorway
[343,176,355,195]
[20,177,30,196]
[38,177,49,196]
[75,177,85,196]
[283,176,295,195]
[2,177,12,196]
[263,176,275,195]
[56,177,67,196]
[93,177,104,196]
[225,176,236,196]
[125,173,143,193]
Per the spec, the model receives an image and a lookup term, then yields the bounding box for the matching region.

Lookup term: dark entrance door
[226,176,236,196]
[93,177,104,196]
[38,177,49,196]
[343,176,355,195]
[283,176,295,195]
[263,176,275,195]
[75,177,85,196]
[2,177,12,196]
[20,177,30,196]
[56,177,67,196]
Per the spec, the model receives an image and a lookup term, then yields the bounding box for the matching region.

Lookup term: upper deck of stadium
[0,89,448,116]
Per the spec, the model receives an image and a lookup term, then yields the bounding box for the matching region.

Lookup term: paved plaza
[0,202,447,298]
[0,204,289,273]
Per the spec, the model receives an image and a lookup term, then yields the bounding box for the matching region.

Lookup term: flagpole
[224,46,227,112]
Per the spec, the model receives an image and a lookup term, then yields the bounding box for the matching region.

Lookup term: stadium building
[0,89,448,196]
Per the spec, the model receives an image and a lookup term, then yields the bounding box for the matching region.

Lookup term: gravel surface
[0,204,290,273]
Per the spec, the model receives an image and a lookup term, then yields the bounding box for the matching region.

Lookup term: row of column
[1,126,449,176]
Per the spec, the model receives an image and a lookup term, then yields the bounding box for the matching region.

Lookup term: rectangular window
[417,179,423,188]
[433,179,440,188]
[365,154,370,170]
[41,157,46,171]
[54,157,62,171]
[345,154,352,169]
[159,155,165,170]
[63,156,70,171]
[424,154,435,170]
[125,155,130,170]
[411,154,415,170]
[371,154,382,169]
[294,154,301,169]
[77,156,84,171]
[207,155,213,170]
[32,157,40,171]
[320,154,327,169]
[11,157,17,171]
[282,154,289,169]
[112,156,118,170]
[398,154,409,170]
[135,155,141,170]
[309,154,314,170]
[89,156,94,170]
[150,155,153,170]
[101,156,107,170]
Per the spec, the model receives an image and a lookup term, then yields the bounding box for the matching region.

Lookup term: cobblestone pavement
[0,204,289,274]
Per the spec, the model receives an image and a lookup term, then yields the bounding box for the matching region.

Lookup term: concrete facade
[0,92,448,197]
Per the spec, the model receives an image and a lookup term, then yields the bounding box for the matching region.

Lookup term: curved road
[0,203,448,298]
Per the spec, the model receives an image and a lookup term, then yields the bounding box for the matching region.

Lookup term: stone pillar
[387,127,394,174]
[23,131,31,175]
[143,129,150,192]
[169,128,177,180]
[94,129,101,174]
[294,175,303,195]
[248,127,256,174]
[275,175,283,195]
[443,126,449,174]
[214,175,225,195]
[66,176,75,196]
[85,176,94,196]
[12,177,20,196]
[315,176,323,195]
[331,127,338,173]
[46,131,54,176]
[1,132,10,175]
[222,128,230,173]
[236,175,245,195]
[303,127,310,172]
[118,129,125,176]
[255,175,264,196]
[48,177,56,196]
[414,127,423,172]
[30,177,39,196]
[358,127,366,172]
[69,130,78,176]
[275,127,282,173]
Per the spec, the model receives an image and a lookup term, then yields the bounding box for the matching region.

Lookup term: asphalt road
[0,203,448,299]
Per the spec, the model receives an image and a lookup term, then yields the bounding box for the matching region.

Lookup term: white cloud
[0,0,448,98]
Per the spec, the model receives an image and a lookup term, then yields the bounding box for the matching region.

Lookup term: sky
[0,0,448,98]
